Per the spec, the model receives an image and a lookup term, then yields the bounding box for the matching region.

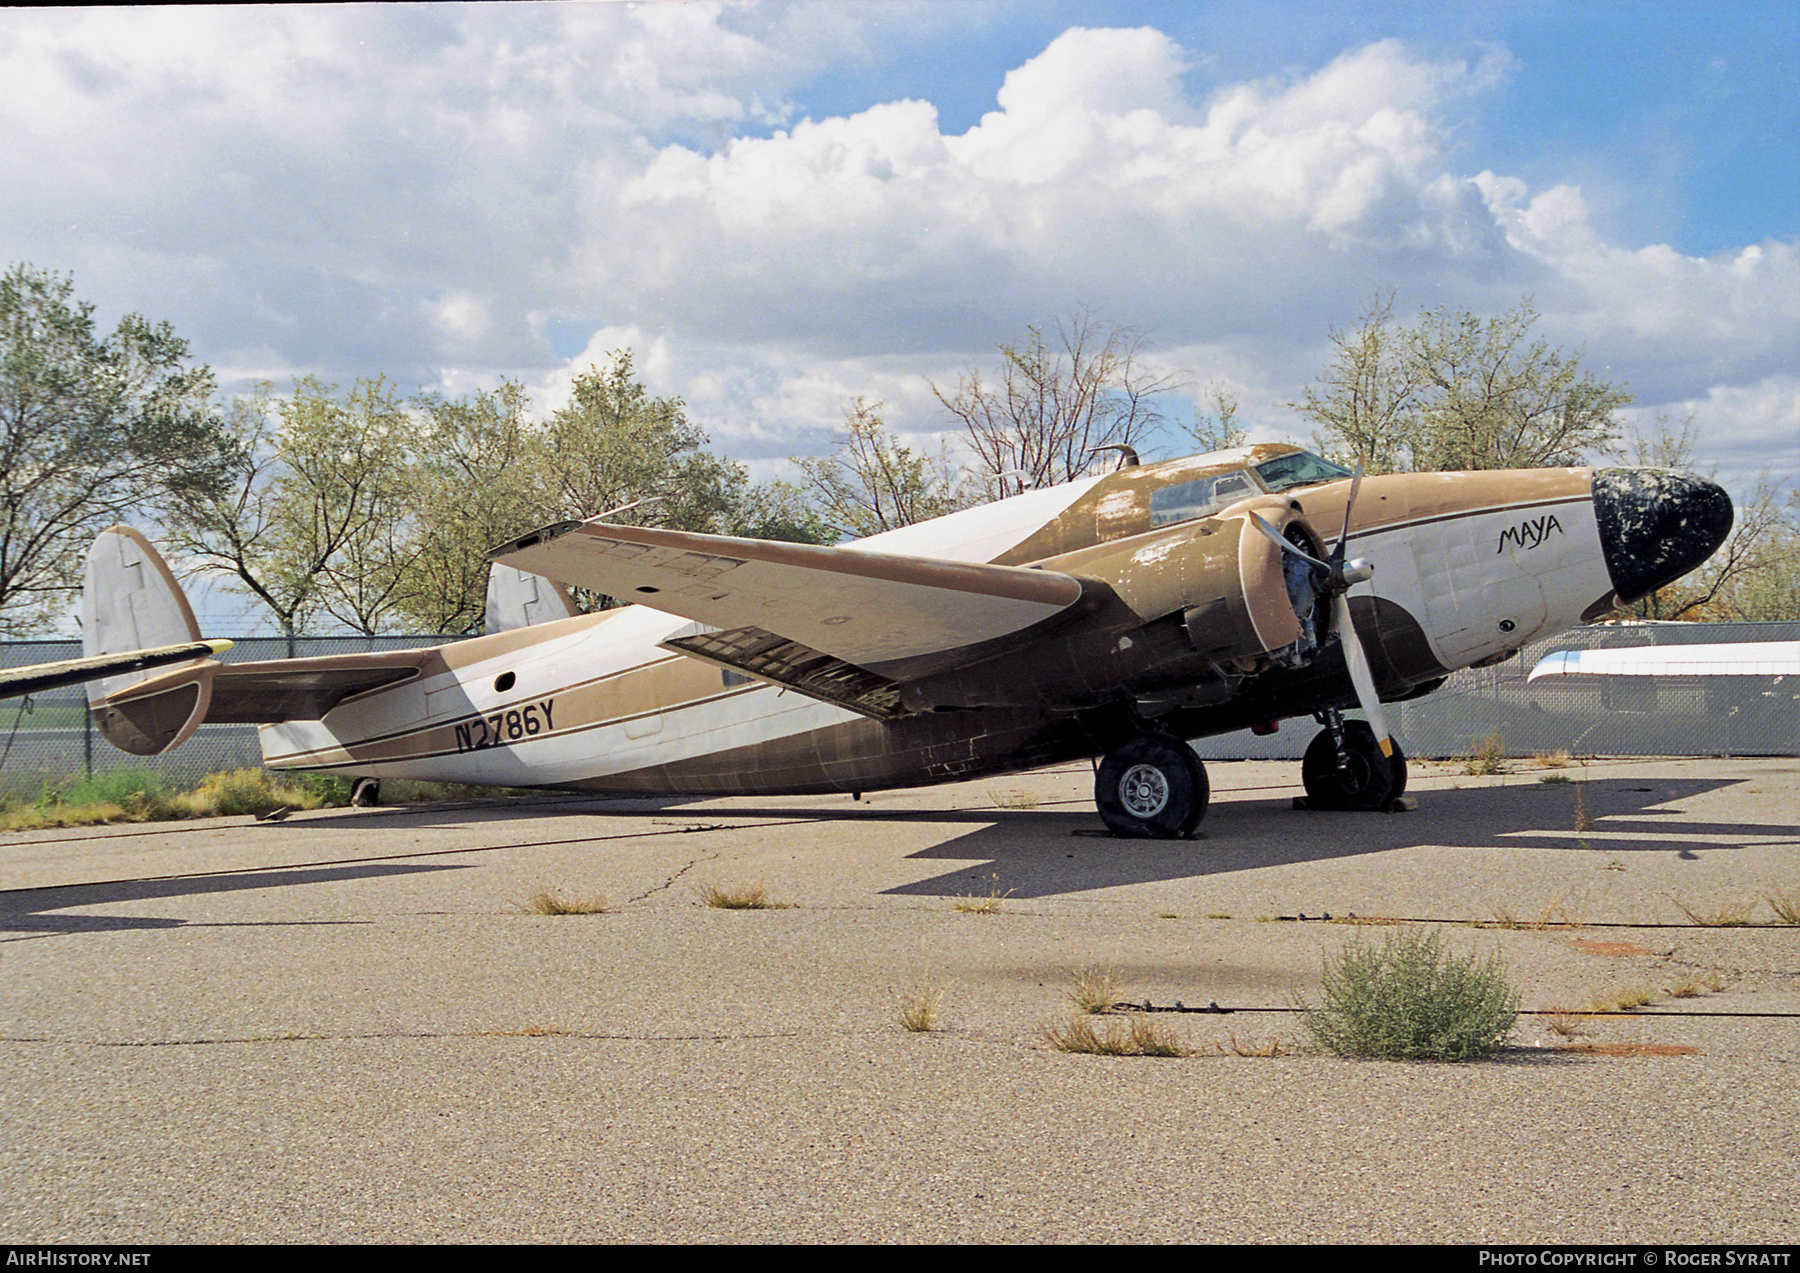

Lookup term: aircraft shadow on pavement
[0,861,472,937]
[881,776,1798,900]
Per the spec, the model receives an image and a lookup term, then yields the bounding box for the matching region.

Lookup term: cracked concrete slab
[1,756,1796,1242]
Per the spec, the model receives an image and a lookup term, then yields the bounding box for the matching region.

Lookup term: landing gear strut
[1095,734,1209,839]
[1301,712,1406,811]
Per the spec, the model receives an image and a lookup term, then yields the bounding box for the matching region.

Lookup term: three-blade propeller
[1246,464,1393,757]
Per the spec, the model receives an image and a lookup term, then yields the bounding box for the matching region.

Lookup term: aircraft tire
[350,777,381,808]
[1301,722,1405,811]
[1095,735,1209,839]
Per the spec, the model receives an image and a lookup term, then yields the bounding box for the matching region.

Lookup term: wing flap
[491,520,1086,679]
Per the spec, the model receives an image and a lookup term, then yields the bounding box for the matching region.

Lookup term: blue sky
[1,1,1794,631]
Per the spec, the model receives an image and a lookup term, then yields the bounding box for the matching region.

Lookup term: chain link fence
[1,623,1794,794]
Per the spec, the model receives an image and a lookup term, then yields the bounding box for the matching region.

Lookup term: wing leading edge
[490,521,1092,689]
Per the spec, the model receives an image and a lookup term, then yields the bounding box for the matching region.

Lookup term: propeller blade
[1332,592,1393,757]
[1333,459,1364,564]
[1247,511,1331,572]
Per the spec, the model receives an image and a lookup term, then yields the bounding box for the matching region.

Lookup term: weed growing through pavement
[1543,1009,1589,1038]
[519,887,612,916]
[1044,1014,1194,1057]
[988,788,1039,810]
[1590,985,1657,1013]
[1763,887,1800,925]
[1460,732,1508,776]
[952,875,1010,915]
[1573,783,1594,833]
[697,880,792,910]
[896,981,947,1033]
[1300,927,1519,1062]
[1218,1034,1289,1057]
[1533,750,1572,769]
[1065,966,1120,1015]
[1668,895,1758,927]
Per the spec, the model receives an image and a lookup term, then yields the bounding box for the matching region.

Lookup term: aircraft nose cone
[1592,469,1733,604]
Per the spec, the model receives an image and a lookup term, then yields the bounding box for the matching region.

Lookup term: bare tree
[934,311,1180,499]
[1613,412,1796,621]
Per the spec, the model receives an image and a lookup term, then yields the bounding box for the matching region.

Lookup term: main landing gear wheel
[1095,735,1209,839]
[1301,720,1407,811]
[349,777,382,808]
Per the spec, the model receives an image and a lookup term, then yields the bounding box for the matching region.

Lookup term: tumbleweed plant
[1301,928,1519,1062]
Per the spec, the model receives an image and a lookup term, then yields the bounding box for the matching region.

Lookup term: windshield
[1254,451,1353,492]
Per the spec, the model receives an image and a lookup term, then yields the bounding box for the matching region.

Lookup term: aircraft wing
[491,520,1091,683]
[1528,641,1800,680]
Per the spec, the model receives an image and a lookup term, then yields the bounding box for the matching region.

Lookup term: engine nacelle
[895,498,1330,712]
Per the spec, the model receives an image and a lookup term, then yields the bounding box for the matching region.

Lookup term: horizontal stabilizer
[0,640,232,702]
[491,520,1087,681]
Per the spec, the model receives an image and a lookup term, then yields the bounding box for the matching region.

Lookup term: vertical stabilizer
[83,527,217,755]
[485,563,579,634]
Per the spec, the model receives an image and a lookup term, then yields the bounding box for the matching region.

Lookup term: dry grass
[1590,985,1658,1013]
[1333,914,1403,926]
[1488,893,1585,931]
[1533,749,1573,769]
[1044,1014,1194,1057]
[952,876,1010,915]
[1573,783,1595,832]
[1217,1033,1289,1057]
[1763,887,1800,926]
[1543,1009,1590,1038]
[697,880,792,910]
[1065,966,1121,1015]
[519,887,611,916]
[1668,895,1758,927]
[896,982,947,1033]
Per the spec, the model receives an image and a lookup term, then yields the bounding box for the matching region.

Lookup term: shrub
[1302,928,1519,1062]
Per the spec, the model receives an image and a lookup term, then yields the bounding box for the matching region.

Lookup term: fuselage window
[1149,471,1258,527]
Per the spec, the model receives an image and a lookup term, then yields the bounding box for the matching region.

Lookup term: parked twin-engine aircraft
[78,444,1730,837]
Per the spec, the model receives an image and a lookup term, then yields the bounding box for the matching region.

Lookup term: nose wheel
[1301,718,1407,811]
[1095,734,1209,838]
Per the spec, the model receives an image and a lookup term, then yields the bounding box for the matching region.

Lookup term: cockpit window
[1254,451,1354,492]
[1149,471,1258,527]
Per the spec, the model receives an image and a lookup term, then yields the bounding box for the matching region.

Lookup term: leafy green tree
[0,263,233,633]
[793,398,962,540]
[1183,381,1248,454]
[1297,294,1630,473]
[398,381,540,635]
[164,377,413,645]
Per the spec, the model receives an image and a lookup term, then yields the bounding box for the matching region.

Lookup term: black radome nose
[1592,469,1734,604]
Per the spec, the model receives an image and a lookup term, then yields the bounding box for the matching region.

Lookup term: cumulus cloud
[0,7,1790,478]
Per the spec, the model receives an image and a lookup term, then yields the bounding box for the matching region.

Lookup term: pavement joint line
[0,1028,813,1048]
